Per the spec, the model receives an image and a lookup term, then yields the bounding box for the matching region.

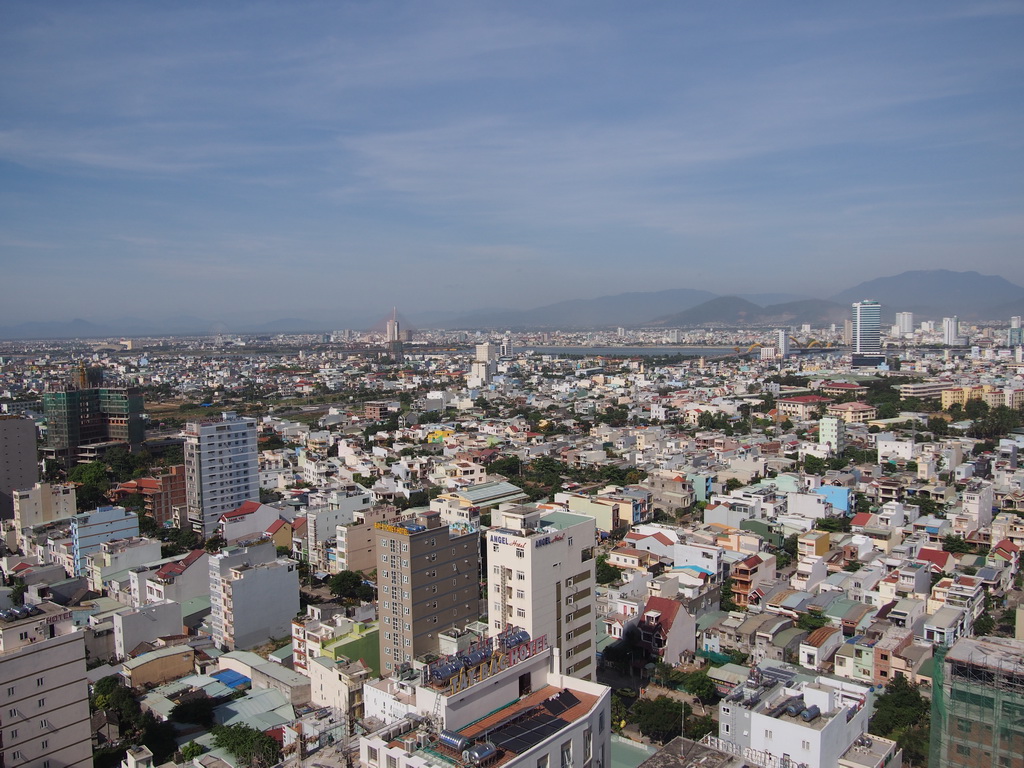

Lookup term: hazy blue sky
[2,2,1023,327]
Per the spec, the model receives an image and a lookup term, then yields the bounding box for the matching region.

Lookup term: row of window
[6,678,46,696]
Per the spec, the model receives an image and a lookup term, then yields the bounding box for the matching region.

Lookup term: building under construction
[930,636,1024,768]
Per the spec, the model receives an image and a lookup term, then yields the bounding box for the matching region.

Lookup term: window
[517,571,525,580]
[367,747,379,765]
[801,741,810,751]
[8,708,15,718]
[516,549,525,559]
[12,752,21,761]
[722,706,731,715]
[6,687,13,696]
[584,729,592,761]
[10,728,18,739]
[19,631,28,640]
[39,719,49,728]
[493,543,500,552]
[538,756,549,768]
[517,589,525,599]
[722,724,730,734]
[387,755,398,768]
[598,712,605,734]
[517,608,526,618]
[561,741,572,768]
[956,745,971,756]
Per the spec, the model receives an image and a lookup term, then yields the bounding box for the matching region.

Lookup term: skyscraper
[1009,316,1023,346]
[851,300,883,367]
[942,316,961,346]
[777,329,790,357]
[374,511,479,674]
[895,311,914,335]
[184,412,259,537]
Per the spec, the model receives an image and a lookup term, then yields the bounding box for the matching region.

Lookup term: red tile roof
[220,500,264,520]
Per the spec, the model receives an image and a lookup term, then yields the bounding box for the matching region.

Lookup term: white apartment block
[360,640,611,768]
[4,484,76,552]
[86,537,163,593]
[209,541,299,650]
[128,549,209,608]
[0,603,91,768]
[486,506,597,681]
[712,670,894,768]
[184,412,259,538]
[113,600,183,660]
[70,506,139,577]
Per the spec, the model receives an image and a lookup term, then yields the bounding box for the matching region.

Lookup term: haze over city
[1,2,1023,328]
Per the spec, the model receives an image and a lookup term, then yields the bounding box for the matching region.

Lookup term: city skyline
[2,3,1023,326]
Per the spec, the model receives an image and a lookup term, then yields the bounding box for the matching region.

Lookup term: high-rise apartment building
[42,379,145,468]
[374,511,479,674]
[943,316,962,347]
[0,416,38,520]
[930,637,1024,768]
[184,412,259,537]
[851,300,883,367]
[1009,316,1023,347]
[209,540,299,650]
[0,602,92,768]
[776,329,790,357]
[895,311,914,335]
[485,506,597,680]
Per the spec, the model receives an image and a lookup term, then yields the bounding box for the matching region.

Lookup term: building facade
[930,637,1024,768]
[374,512,479,674]
[0,603,92,768]
[486,506,597,680]
[184,412,259,537]
[42,384,144,468]
[0,416,38,521]
[851,300,883,367]
[209,541,300,650]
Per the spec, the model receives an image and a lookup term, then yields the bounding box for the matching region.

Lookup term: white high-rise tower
[184,412,259,537]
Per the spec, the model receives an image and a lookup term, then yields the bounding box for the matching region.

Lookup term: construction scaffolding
[930,638,1024,768]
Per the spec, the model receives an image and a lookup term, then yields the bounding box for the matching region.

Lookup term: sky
[2,1,1023,329]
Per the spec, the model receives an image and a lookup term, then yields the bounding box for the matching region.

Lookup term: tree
[803,455,827,475]
[814,516,850,533]
[170,696,216,727]
[632,696,683,744]
[596,554,623,584]
[973,612,995,636]
[725,477,744,492]
[942,534,971,554]
[869,676,930,766]
[720,577,739,612]
[68,460,110,510]
[212,724,281,768]
[181,742,206,761]
[797,611,830,632]
[329,570,375,602]
[682,670,717,703]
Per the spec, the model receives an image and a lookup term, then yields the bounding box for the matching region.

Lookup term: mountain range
[3,270,1023,339]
